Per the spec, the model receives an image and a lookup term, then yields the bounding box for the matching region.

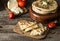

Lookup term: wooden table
[0,0,60,41]
[0,9,60,41]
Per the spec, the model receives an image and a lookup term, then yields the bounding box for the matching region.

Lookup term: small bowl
[29,7,59,23]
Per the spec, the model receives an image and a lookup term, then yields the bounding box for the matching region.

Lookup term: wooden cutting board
[13,18,49,39]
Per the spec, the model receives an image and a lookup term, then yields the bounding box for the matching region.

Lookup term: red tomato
[9,12,15,19]
[48,22,56,28]
[17,0,26,2]
[18,1,26,8]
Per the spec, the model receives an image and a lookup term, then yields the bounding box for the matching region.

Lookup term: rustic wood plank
[0,25,15,33]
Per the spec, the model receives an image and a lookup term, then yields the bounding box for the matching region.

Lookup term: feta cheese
[10,7,23,14]
[42,1,47,5]
[30,30,39,35]
[30,29,42,36]
[7,0,24,15]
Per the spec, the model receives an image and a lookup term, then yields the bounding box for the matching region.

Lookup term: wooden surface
[0,9,60,41]
[0,0,60,41]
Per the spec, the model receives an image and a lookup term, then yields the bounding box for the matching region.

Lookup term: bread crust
[13,19,49,39]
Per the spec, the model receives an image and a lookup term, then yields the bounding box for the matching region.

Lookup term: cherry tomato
[18,0,26,8]
[9,12,15,19]
[48,22,56,29]
[17,0,26,2]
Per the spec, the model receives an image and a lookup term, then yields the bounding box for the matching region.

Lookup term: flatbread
[13,18,49,39]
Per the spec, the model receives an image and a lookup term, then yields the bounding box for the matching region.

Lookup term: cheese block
[7,0,24,14]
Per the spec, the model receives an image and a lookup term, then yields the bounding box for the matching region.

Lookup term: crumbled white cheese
[30,30,39,35]
[42,1,47,5]
[30,29,42,36]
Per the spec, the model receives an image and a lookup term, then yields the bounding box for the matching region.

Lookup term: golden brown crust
[13,19,49,39]
[13,23,49,39]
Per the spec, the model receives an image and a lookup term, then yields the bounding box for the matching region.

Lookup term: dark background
[0,0,60,11]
